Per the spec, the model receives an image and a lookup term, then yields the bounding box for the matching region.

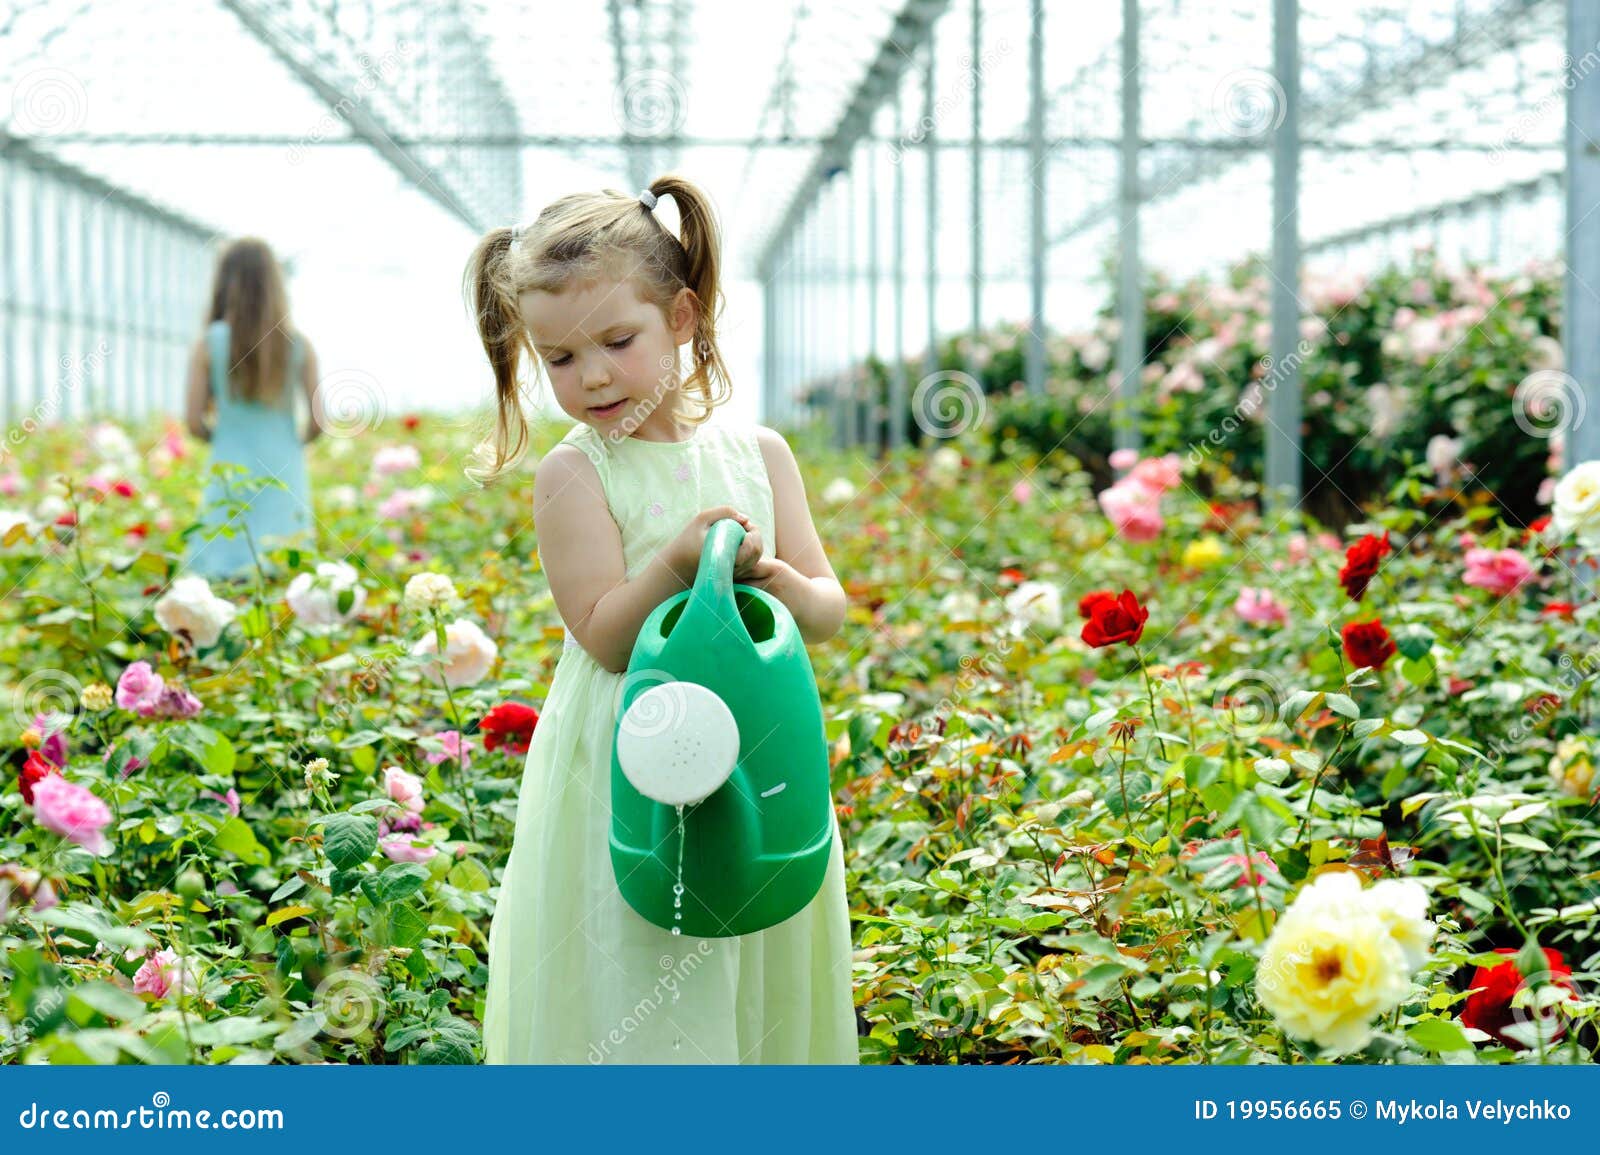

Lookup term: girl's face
[520,276,696,440]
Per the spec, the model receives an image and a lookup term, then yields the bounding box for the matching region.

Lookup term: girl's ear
[669,287,698,345]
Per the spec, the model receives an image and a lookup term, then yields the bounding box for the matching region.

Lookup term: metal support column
[923,43,939,383]
[1566,0,1600,470]
[969,0,983,376]
[1115,0,1142,457]
[891,87,907,451]
[1266,0,1302,507]
[1024,0,1046,394]
[865,141,880,454]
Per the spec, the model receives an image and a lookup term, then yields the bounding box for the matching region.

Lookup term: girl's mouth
[588,399,625,418]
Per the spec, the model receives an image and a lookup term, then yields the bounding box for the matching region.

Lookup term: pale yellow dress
[482,417,859,1064]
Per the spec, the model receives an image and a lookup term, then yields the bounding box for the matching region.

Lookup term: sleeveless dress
[182,320,312,579]
[482,417,859,1064]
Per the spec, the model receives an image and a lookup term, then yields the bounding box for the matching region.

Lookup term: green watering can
[609,517,834,938]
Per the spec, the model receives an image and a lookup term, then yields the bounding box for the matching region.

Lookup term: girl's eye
[607,335,634,350]
[547,354,571,367]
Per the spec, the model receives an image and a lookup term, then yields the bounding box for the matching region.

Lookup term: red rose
[1338,532,1390,601]
[1460,947,1575,1048]
[998,567,1025,587]
[1081,590,1149,649]
[480,701,540,755]
[1077,589,1118,620]
[403,414,421,430]
[1542,601,1577,620]
[20,750,58,805]
[1341,618,1396,670]
[112,480,137,498]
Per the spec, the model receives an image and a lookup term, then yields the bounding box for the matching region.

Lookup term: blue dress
[182,320,312,579]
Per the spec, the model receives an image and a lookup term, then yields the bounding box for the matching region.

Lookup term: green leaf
[388,903,428,948]
[239,604,271,640]
[184,723,237,774]
[1407,1018,1473,1052]
[69,981,146,1022]
[1104,772,1152,818]
[1324,693,1360,720]
[415,1019,479,1064]
[330,869,364,896]
[211,816,270,865]
[39,905,155,951]
[361,863,429,906]
[322,813,378,870]
[1390,728,1430,746]
[337,729,385,749]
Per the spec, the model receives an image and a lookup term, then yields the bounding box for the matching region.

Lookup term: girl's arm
[183,339,212,443]
[299,339,324,444]
[745,426,847,646]
[535,446,741,674]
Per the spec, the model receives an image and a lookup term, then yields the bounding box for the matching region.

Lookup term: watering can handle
[679,517,749,643]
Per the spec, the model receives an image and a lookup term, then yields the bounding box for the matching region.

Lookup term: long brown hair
[207,237,294,404]
[461,173,730,486]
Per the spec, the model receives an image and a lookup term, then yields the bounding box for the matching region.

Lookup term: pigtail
[649,174,731,415]
[461,227,531,487]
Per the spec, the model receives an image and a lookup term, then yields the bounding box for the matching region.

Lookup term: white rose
[1256,872,1433,1055]
[1004,581,1062,631]
[1362,878,1436,973]
[403,571,458,613]
[927,446,963,486]
[1,510,38,543]
[411,617,497,689]
[153,576,237,650]
[1551,460,1600,546]
[285,561,366,632]
[938,589,981,622]
[822,478,856,505]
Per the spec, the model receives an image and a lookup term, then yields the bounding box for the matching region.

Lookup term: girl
[464,174,859,1064]
[182,237,323,579]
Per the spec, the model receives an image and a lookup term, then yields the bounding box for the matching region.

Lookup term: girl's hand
[732,526,765,578]
[665,506,753,585]
[734,554,795,592]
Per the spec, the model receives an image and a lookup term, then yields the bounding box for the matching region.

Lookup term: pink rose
[1097,481,1164,542]
[1462,547,1535,598]
[146,684,203,719]
[1286,532,1309,565]
[201,787,241,817]
[383,766,425,814]
[379,834,437,864]
[1129,454,1183,493]
[422,731,470,769]
[115,661,165,714]
[132,948,192,999]
[1108,447,1138,471]
[1010,480,1033,504]
[30,773,113,855]
[31,713,67,768]
[1234,587,1289,627]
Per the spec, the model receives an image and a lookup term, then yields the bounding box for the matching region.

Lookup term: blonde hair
[208,237,295,404]
[461,173,730,485]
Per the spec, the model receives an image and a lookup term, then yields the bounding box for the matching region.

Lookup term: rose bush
[2,387,1597,1066]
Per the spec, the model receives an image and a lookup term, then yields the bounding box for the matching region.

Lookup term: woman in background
[182,237,323,580]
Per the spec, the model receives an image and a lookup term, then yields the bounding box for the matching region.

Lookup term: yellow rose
[1549,737,1595,799]
[1182,536,1225,569]
[1256,872,1432,1054]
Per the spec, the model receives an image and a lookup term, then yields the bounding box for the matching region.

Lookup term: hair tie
[639,189,658,211]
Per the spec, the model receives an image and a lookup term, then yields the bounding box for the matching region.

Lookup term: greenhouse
[1,0,1598,1069]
